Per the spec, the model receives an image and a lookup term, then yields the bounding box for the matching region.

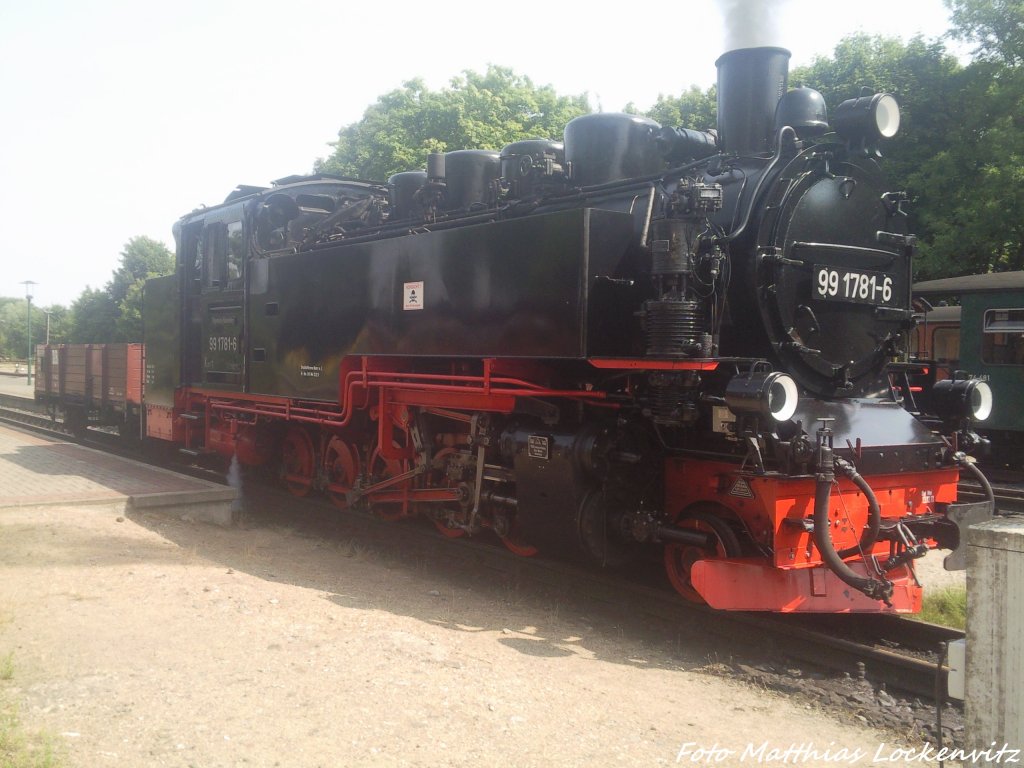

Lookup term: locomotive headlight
[725,372,799,423]
[932,378,994,422]
[833,92,901,145]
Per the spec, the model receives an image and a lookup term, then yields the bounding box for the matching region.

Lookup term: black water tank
[499,139,565,198]
[388,171,427,220]
[444,150,500,211]
[563,113,664,187]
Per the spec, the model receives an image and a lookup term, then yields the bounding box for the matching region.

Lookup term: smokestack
[715,47,791,155]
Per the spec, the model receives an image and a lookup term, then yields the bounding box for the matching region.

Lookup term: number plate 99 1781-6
[814,266,898,307]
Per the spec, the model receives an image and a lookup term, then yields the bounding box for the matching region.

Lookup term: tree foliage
[69,288,118,344]
[912,0,1024,276]
[947,0,1024,65]
[789,15,1024,279]
[792,34,964,185]
[68,236,174,343]
[0,299,66,360]
[629,86,718,132]
[317,66,590,181]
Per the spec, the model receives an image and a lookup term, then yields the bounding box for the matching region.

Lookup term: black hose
[813,464,894,603]
[935,641,947,766]
[834,458,881,559]
[958,454,994,507]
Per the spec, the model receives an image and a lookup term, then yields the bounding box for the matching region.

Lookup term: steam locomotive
[135,46,994,612]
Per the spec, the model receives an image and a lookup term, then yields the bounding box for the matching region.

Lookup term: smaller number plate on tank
[813,265,897,307]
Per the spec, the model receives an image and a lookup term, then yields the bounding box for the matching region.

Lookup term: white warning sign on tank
[403,281,424,311]
[728,477,755,499]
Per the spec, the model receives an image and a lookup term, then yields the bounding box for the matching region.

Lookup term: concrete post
[966,518,1024,748]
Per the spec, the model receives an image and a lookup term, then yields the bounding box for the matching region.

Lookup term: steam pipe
[723,126,795,243]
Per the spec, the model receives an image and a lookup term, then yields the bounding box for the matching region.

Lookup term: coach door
[196,218,246,390]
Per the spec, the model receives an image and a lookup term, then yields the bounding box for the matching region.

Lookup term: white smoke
[716,0,793,52]
[227,453,244,519]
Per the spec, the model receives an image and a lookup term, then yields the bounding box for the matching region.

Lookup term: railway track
[0,394,62,432]
[0,399,965,704]
[958,480,1024,515]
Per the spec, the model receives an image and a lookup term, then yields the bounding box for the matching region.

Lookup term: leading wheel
[663,509,741,603]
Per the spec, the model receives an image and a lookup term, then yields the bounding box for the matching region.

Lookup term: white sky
[0,0,961,307]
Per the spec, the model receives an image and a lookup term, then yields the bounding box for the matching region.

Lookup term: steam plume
[716,0,792,52]
[228,453,244,521]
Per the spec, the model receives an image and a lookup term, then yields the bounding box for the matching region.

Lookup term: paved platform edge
[0,496,131,511]
[1,489,237,528]
[1,420,237,526]
[128,488,237,527]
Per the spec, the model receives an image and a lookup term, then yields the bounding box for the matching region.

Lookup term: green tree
[791,34,965,193]
[110,236,174,341]
[0,298,28,360]
[0,298,59,360]
[317,66,590,181]
[908,65,1024,276]
[67,236,174,342]
[40,304,70,346]
[789,32,1022,278]
[906,1,1024,276]
[69,288,117,343]
[947,0,1024,65]
[109,236,174,306]
[639,85,718,132]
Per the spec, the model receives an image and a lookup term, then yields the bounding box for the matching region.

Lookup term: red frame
[160,354,959,613]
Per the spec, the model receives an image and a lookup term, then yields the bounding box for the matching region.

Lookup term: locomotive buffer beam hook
[880,521,928,584]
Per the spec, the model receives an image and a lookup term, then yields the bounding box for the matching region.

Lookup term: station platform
[0,374,34,400]
[0,423,236,524]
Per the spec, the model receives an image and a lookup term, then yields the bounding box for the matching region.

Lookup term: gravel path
[0,502,931,767]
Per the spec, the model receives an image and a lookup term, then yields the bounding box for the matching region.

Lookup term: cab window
[202,224,226,291]
[200,221,244,292]
[226,221,244,290]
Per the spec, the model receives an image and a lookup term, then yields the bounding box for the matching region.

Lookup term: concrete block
[966,518,1024,748]
[127,487,237,527]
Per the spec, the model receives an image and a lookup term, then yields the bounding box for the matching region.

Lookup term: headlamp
[833,92,901,149]
[725,372,799,423]
[932,378,993,422]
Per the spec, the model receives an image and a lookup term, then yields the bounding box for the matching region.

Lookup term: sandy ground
[0,501,936,767]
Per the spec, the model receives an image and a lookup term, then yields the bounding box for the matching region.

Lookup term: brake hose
[813,440,893,603]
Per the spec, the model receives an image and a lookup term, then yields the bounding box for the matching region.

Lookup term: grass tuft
[1,698,63,767]
[0,653,12,681]
[917,585,967,629]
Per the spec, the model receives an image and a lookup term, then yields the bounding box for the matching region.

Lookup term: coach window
[932,328,960,367]
[982,309,1024,365]
[226,220,244,290]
